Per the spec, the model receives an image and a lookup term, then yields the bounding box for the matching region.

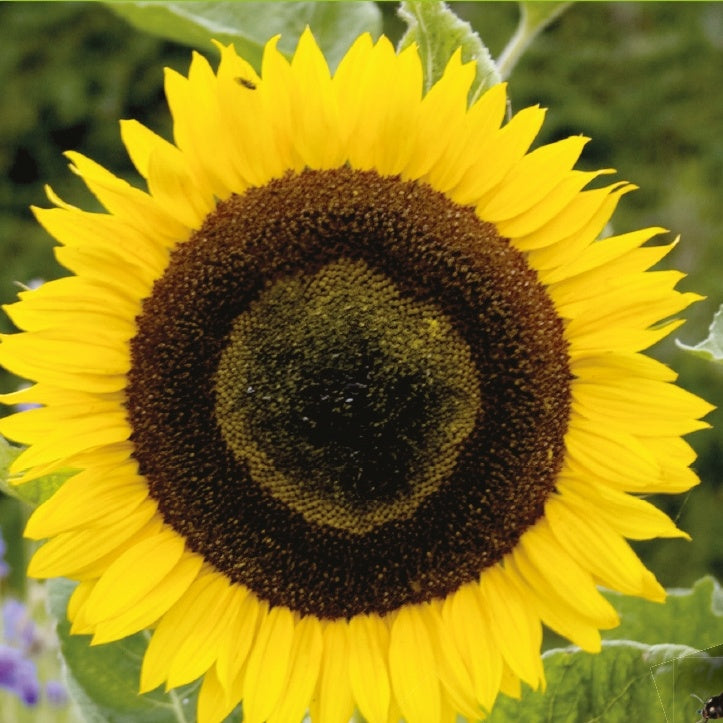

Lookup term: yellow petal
[0,400,128,443]
[5,277,139,333]
[82,529,185,624]
[288,28,345,169]
[562,274,700,331]
[440,82,509,202]
[267,614,323,723]
[557,474,690,540]
[515,520,620,629]
[33,202,173,265]
[211,42,263,187]
[24,461,147,539]
[478,136,589,222]
[165,580,242,690]
[12,440,131,487]
[164,53,239,199]
[572,376,712,432]
[348,614,392,723]
[311,619,355,723]
[570,351,678,384]
[565,417,681,491]
[442,583,502,712]
[389,605,441,723]
[547,236,675,299]
[478,564,544,689]
[0,331,128,395]
[215,592,262,691]
[545,495,666,601]
[424,601,482,720]
[504,553,604,653]
[65,151,189,240]
[91,552,203,644]
[140,570,236,691]
[28,501,158,579]
[241,605,295,723]
[403,49,475,182]
[496,169,609,239]
[198,664,240,723]
[453,104,546,206]
[567,317,686,357]
[499,662,524,699]
[67,580,95,626]
[514,182,625,254]
[146,141,216,229]
[343,38,423,175]
[333,33,375,143]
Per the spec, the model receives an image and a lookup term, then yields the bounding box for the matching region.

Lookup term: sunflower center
[126,167,571,619]
[214,257,481,532]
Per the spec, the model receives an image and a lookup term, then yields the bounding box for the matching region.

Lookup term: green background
[0,1,721,594]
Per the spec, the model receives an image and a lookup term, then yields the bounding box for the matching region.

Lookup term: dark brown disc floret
[126,167,571,619]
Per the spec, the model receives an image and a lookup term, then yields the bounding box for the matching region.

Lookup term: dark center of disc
[214,257,480,533]
[126,167,571,619]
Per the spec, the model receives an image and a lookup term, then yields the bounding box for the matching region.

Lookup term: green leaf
[0,434,22,483]
[49,578,204,723]
[109,1,382,71]
[9,469,75,508]
[602,577,723,649]
[398,1,501,103]
[0,434,75,507]
[487,641,722,723]
[486,577,723,721]
[677,303,723,362]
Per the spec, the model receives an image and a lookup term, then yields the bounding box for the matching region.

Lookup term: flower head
[45,679,68,707]
[0,644,40,706]
[3,599,39,654]
[0,590,67,708]
[0,30,712,723]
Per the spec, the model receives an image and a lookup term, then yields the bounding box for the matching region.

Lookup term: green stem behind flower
[497,2,573,80]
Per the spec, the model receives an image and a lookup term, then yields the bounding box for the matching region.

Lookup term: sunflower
[0,29,712,723]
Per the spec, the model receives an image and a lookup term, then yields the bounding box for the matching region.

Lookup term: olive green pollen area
[214,257,481,534]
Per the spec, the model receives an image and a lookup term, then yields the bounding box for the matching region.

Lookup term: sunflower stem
[167,687,189,723]
[496,1,573,80]
[140,630,189,723]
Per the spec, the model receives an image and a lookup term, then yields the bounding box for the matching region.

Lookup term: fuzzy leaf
[677,303,723,362]
[398,0,501,103]
[109,1,382,71]
[9,469,75,508]
[486,642,722,723]
[486,577,723,722]
[602,577,723,648]
[48,578,203,723]
[0,436,74,507]
[0,434,22,486]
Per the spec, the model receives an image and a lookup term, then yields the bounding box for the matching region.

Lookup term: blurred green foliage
[0,1,191,335]
[0,1,721,592]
